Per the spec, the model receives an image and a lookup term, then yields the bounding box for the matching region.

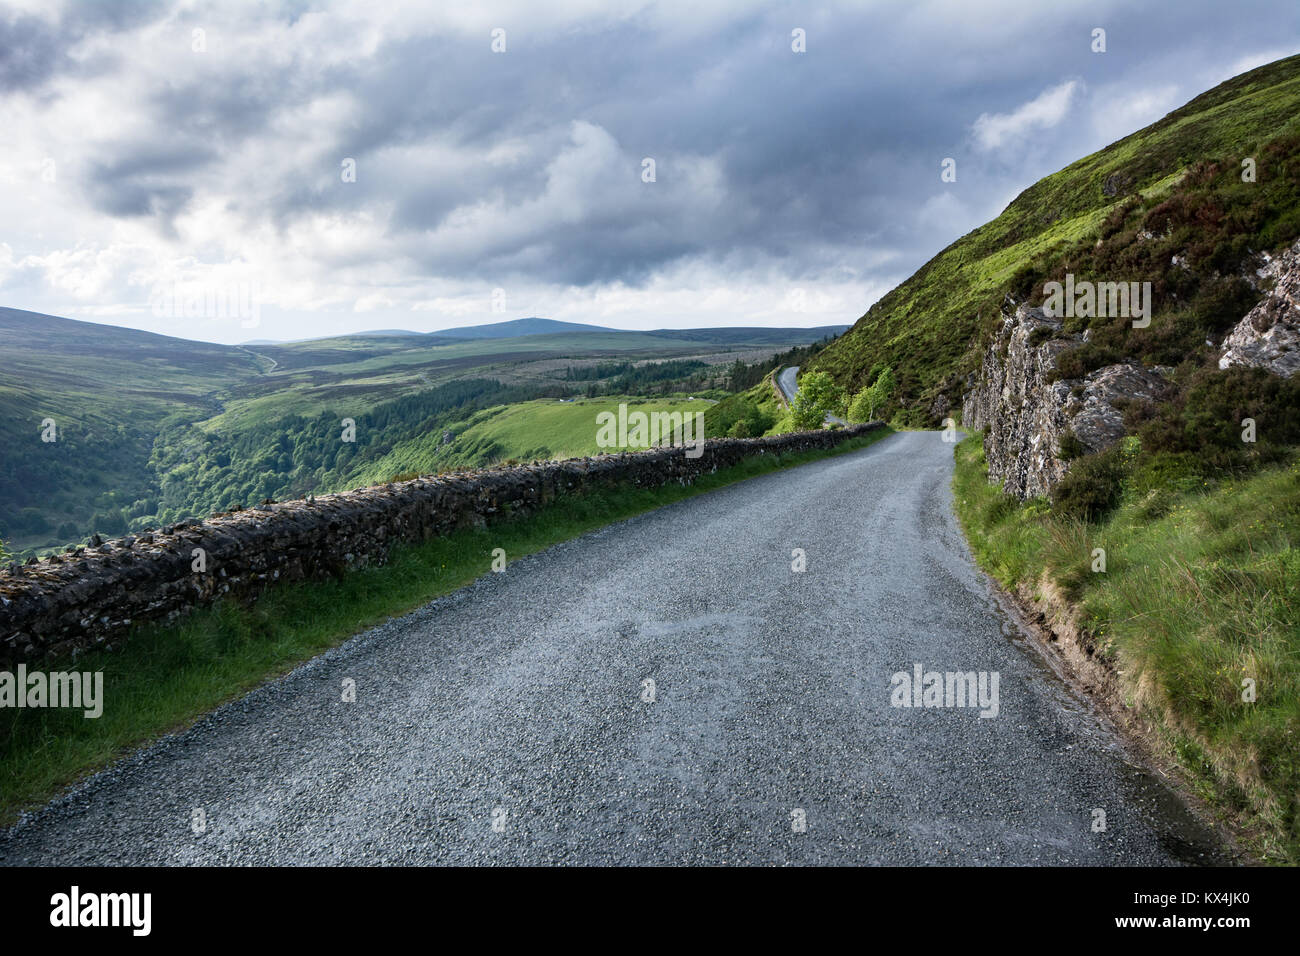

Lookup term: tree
[790,371,845,430]
[848,366,896,423]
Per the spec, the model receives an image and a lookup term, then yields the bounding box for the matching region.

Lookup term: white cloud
[972,80,1081,151]
[0,2,1296,344]
[1087,84,1182,145]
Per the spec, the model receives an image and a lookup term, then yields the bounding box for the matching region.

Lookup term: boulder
[962,305,1166,499]
[1219,239,1300,378]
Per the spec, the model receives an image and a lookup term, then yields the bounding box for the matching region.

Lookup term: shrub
[1050,342,1126,382]
[1138,366,1300,474]
[1051,446,1128,521]
[847,366,895,423]
[1027,326,1056,348]
[1056,429,1085,461]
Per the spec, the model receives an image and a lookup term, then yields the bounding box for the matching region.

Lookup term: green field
[350,395,711,483]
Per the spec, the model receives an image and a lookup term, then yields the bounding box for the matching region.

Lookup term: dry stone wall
[0,425,880,666]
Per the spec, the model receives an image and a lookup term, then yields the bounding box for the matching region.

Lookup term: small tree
[790,371,845,430]
[848,366,895,422]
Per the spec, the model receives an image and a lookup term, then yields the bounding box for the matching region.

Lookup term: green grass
[0,426,893,826]
[703,377,792,437]
[351,395,709,481]
[953,435,1300,863]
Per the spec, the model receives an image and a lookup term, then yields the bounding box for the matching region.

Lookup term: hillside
[0,309,262,557]
[810,54,1300,426]
[348,395,709,482]
[0,310,833,557]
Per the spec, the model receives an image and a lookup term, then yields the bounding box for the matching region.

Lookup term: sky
[0,0,1297,344]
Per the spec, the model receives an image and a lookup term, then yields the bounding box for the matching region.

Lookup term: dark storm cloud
[0,14,70,91]
[10,0,1300,296]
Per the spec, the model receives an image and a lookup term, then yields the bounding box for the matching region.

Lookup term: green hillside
[0,309,260,554]
[810,54,1300,424]
[349,395,708,483]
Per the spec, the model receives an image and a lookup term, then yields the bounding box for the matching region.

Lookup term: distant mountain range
[243,316,849,345]
[433,317,619,338]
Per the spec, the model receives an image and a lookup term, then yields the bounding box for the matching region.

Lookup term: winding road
[0,432,1224,865]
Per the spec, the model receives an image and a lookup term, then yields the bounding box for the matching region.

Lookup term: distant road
[0,432,1223,865]
[237,345,278,373]
[777,365,849,425]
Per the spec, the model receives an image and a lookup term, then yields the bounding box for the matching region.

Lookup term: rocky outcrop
[0,425,880,666]
[1219,239,1300,378]
[962,305,1167,499]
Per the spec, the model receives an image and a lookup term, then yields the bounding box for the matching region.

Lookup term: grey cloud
[6,0,1300,315]
[85,145,215,221]
[0,2,168,92]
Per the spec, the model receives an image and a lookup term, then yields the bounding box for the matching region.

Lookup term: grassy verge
[1,427,893,826]
[953,434,1300,864]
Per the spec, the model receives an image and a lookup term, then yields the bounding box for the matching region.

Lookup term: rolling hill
[0,309,843,557]
[432,317,620,338]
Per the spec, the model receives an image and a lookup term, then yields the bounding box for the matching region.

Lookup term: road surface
[0,432,1224,865]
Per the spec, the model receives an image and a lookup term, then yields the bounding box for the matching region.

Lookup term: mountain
[428,318,848,344]
[432,317,619,338]
[810,53,1300,430]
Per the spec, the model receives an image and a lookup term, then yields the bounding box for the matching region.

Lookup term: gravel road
[0,431,1226,865]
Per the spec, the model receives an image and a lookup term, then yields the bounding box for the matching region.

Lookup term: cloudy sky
[0,0,1297,344]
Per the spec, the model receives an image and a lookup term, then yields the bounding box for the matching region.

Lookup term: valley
[0,312,843,559]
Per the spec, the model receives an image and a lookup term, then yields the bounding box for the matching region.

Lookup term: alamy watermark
[0,665,103,718]
[1043,274,1151,328]
[149,280,262,328]
[890,663,999,718]
[50,886,150,936]
[596,403,705,458]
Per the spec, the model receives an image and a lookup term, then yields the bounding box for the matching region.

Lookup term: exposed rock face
[0,424,880,667]
[1219,239,1300,378]
[962,305,1167,499]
